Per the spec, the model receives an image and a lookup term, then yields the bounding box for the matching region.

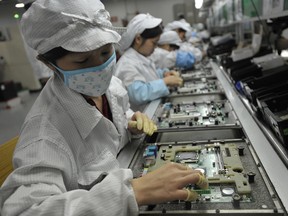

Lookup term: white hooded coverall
[0,75,139,216]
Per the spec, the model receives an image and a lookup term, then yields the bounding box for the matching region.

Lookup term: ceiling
[0,0,18,6]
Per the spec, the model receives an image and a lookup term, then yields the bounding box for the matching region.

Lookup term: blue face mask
[53,52,116,97]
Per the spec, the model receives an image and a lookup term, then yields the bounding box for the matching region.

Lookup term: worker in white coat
[115,14,183,112]
[164,20,204,62]
[0,0,207,216]
[150,30,195,70]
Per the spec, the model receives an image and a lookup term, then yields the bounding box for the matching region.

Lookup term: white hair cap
[21,0,123,54]
[119,13,162,51]
[158,31,181,46]
[164,20,191,32]
[281,28,288,40]
[196,23,204,31]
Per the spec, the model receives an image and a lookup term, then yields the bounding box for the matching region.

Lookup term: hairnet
[119,13,162,51]
[158,31,182,46]
[164,20,191,32]
[21,0,124,54]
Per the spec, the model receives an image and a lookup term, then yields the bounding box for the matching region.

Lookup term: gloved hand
[164,70,180,77]
[184,171,209,201]
[163,75,183,87]
[128,111,157,136]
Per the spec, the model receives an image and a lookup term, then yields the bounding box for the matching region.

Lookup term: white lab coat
[150,47,177,69]
[180,42,203,62]
[0,75,139,216]
[115,48,159,85]
[115,48,169,112]
[22,32,53,80]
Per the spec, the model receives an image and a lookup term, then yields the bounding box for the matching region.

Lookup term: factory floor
[0,92,39,145]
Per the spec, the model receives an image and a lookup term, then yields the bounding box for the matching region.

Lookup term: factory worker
[150,30,195,70]
[0,1,206,216]
[115,14,183,112]
[165,20,192,41]
[189,23,210,44]
[164,20,204,62]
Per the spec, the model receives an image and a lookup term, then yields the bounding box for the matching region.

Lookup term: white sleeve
[115,58,146,87]
[0,142,139,216]
[180,43,203,62]
[150,48,176,69]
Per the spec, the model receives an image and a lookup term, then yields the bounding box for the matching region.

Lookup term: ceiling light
[15,3,25,8]
[195,0,203,9]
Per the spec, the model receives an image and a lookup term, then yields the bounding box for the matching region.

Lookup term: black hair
[39,47,72,65]
[169,44,180,50]
[140,25,163,39]
[178,14,185,20]
[178,28,187,33]
[132,25,163,47]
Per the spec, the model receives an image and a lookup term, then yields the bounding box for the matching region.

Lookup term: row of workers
[116,13,205,112]
[0,0,208,215]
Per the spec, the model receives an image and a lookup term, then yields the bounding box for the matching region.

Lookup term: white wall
[0,3,41,90]
[104,0,186,26]
[0,0,190,90]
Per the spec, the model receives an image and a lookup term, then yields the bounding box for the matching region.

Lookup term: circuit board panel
[170,79,223,95]
[128,61,287,215]
[181,68,216,80]
[130,140,285,215]
[155,100,238,130]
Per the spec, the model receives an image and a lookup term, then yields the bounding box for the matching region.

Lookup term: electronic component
[181,68,216,81]
[171,79,223,95]
[260,93,288,147]
[130,140,285,215]
[155,100,237,130]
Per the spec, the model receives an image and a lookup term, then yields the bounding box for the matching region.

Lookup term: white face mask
[54,52,116,97]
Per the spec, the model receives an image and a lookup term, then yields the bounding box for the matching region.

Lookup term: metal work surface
[210,61,288,211]
[170,79,223,96]
[148,128,244,143]
[118,61,288,215]
[130,139,285,215]
[154,98,238,130]
[117,99,161,168]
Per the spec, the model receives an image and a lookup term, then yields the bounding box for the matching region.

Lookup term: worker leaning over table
[0,0,208,216]
[114,14,183,112]
[164,20,204,62]
[150,30,196,70]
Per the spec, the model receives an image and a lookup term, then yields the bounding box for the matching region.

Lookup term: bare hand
[131,162,208,205]
[128,111,157,136]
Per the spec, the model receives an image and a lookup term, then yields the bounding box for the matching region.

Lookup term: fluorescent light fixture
[281,50,288,58]
[15,3,25,8]
[195,0,203,9]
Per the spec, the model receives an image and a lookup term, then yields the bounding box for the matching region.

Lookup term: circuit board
[181,68,216,80]
[167,92,227,105]
[170,79,224,95]
[155,100,238,130]
[127,60,287,215]
[130,139,285,215]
